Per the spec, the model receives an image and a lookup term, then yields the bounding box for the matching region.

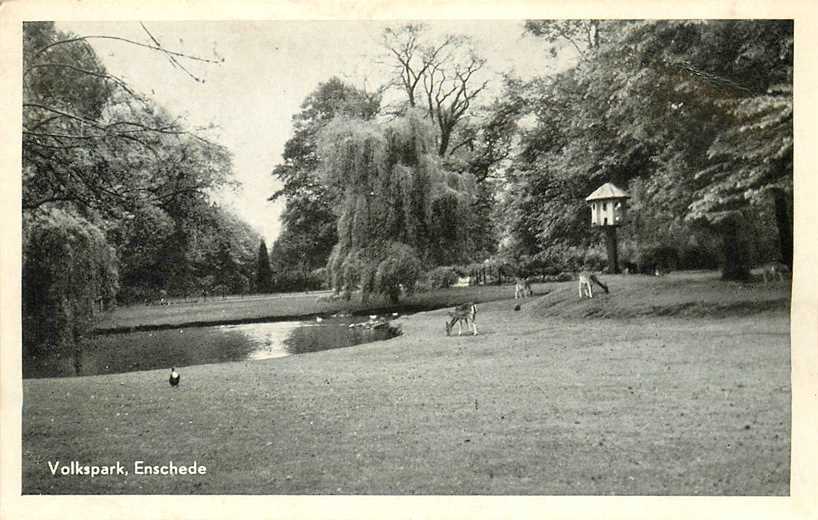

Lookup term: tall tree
[523,20,601,57]
[609,20,793,275]
[445,85,526,260]
[23,209,118,354]
[320,110,474,302]
[382,24,489,157]
[21,22,252,353]
[256,239,273,293]
[193,206,260,297]
[270,77,382,275]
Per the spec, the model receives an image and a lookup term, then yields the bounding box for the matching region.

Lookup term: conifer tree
[256,239,273,293]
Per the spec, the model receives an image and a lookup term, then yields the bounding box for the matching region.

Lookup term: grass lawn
[22,271,791,495]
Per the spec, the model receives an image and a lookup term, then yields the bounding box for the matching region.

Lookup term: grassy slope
[532,271,789,319]
[23,272,791,495]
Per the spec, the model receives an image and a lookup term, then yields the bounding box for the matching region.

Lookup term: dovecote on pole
[585,182,629,273]
[586,182,629,227]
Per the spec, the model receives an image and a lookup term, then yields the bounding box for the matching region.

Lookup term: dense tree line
[22,22,260,354]
[271,20,792,300]
[498,20,792,279]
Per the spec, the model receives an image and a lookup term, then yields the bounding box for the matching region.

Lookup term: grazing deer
[761,261,790,284]
[514,277,533,299]
[445,303,478,336]
[578,271,609,299]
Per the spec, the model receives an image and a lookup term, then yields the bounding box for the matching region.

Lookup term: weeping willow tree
[23,209,119,355]
[319,110,474,303]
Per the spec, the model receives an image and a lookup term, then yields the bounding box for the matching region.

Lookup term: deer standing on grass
[445,303,478,336]
[578,271,609,299]
[514,277,532,299]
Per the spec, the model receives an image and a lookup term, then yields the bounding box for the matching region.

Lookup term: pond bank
[95,303,435,335]
[93,284,535,334]
[27,316,403,379]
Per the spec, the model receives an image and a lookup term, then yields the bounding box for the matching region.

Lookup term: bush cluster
[426,266,460,289]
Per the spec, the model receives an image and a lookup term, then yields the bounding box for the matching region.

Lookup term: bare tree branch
[139,22,205,83]
[383,24,489,156]
[31,34,222,65]
[23,62,146,101]
[22,23,230,220]
[23,103,214,149]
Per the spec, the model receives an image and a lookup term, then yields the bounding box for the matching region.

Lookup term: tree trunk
[605,226,620,274]
[771,188,793,269]
[720,214,752,281]
[438,127,452,157]
[389,288,400,304]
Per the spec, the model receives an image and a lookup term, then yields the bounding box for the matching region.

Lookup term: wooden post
[605,226,619,274]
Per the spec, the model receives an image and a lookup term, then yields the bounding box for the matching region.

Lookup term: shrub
[516,254,556,278]
[308,267,329,290]
[117,285,156,305]
[413,279,431,293]
[271,269,326,293]
[679,244,720,270]
[373,242,423,303]
[211,284,230,298]
[426,266,460,289]
[541,272,575,283]
[582,247,608,271]
[639,245,680,273]
[316,292,344,303]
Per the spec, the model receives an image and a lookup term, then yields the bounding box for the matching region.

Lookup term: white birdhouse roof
[585,182,629,201]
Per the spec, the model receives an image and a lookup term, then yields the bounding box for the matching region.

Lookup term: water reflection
[23,316,399,379]
[218,322,296,361]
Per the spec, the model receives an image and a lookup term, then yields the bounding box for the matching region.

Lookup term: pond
[22,315,401,379]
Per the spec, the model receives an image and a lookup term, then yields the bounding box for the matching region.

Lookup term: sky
[56,21,563,245]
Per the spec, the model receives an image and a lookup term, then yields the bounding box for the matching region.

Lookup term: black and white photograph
[2,1,817,518]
